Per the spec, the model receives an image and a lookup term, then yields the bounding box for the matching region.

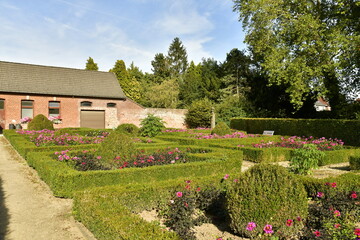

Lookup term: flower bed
[16,129,108,146]
[251,136,344,151]
[53,147,209,171]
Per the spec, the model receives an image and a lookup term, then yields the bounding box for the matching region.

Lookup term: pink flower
[263,224,273,234]
[223,174,229,180]
[286,219,293,227]
[334,223,341,229]
[96,156,102,160]
[331,182,337,188]
[316,192,324,198]
[196,187,201,192]
[314,230,321,237]
[351,192,358,199]
[246,222,256,231]
[354,228,360,236]
[176,192,183,197]
[233,179,239,183]
[333,210,341,217]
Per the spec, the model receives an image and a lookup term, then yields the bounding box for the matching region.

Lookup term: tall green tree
[167,37,188,77]
[85,57,98,71]
[144,78,180,108]
[179,61,203,106]
[110,60,141,101]
[151,53,170,80]
[200,58,222,102]
[233,0,360,110]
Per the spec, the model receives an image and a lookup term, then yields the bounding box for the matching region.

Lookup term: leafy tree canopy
[85,57,99,71]
[233,0,360,110]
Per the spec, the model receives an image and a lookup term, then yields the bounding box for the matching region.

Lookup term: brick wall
[0,94,188,129]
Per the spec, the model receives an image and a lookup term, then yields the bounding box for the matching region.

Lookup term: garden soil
[0,136,96,240]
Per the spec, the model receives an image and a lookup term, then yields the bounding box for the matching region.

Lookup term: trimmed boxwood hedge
[349,156,360,170]
[73,175,227,240]
[26,149,243,198]
[230,118,360,146]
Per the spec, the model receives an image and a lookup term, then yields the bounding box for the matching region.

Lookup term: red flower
[351,192,358,199]
[286,219,293,227]
[185,185,191,190]
[331,182,337,188]
[354,228,360,236]
[334,223,341,229]
[313,230,321,237]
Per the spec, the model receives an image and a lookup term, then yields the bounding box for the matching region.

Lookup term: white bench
[263,130,274,136]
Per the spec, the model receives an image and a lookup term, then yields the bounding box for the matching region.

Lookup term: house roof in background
[0,61,126,99]
[315,97,330,107]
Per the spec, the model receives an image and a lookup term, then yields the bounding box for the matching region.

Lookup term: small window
[107,103,116,108]
[81,101,92,107]
[49,101,60,117]
[0,99,4,110]
[21,100,34,119]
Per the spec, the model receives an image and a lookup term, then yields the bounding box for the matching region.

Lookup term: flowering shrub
[300,182,360,239]
[162,180,222,240]
[16,130,107,146]
[192,131,260,140]
[252,136,344,151]
[20,117,32,124]
[54,150,109,171]
[48,115,62,124]
[117,148,187,169]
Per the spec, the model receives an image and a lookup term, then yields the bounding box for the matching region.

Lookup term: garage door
[80,110,105,129]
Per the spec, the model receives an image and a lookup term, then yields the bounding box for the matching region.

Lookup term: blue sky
[0,0,246,72]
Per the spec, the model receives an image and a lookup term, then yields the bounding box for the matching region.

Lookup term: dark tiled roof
[0,61,126,99]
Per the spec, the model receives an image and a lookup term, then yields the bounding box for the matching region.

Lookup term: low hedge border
[350,155,360,170]
[73,175,228,240]
[73,170,360,240]
[230,118,360,146]
[298,172,360,197]
[26,149,243,198]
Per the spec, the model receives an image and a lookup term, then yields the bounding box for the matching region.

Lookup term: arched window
[107,102,116,108]
[80,101,92,107]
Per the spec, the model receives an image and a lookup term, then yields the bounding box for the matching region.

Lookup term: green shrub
[349,155,360,170]
[226,164,308,239]
[230,118,360,146]
[140,114,165,138]
[96,132,138,168]
[185,98,212,128]
[211,122,232,136]
[116,123,139,136]
[27,114,54,131]
[290,144,325,175]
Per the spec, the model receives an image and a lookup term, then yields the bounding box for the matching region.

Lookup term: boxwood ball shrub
[116,123,139,136]
[27,114,54,131]
[226,164,308,239]
[211,122,232,136]
[185,98,212,128]
[140,114,165,138]
[96,132,138,168]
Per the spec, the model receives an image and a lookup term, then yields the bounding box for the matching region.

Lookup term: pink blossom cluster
[16,130,107,146]
[162,129,189,133]
[192,131,259,140]
[252,136,344,151]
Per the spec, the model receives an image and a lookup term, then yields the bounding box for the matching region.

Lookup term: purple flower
[263,224,273,234]
[246,222,256,231]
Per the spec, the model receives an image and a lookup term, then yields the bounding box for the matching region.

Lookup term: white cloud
[155,1,214,36]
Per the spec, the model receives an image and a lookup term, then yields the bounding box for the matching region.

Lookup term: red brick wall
[0,94,187,129]
[0,94,127,129]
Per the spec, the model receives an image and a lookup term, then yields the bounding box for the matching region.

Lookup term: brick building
[0,61,187,132]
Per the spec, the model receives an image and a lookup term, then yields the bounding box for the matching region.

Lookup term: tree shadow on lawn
[0,177,9,239]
